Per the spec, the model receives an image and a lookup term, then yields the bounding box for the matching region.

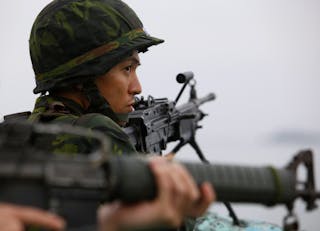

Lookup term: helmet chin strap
[116,113,129,124]
[83,81,129,125]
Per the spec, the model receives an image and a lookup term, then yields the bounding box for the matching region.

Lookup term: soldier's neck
[52,90,89,110]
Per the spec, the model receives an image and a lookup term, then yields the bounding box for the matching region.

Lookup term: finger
[97,203,121,231]
[149,160,184,226]
[164,152,175,161]
[149,158,171,200]
[0,214,23,231]
[171,163,200,213]
[188,182,216,217]
[164,163,192,211]
[99,161,183,229]
[168,163,203,219]
[153,161,199,223]
[11,206,65,230]
[172,162,200,203]
[149,159,175,214]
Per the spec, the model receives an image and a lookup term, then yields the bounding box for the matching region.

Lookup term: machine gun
[123,71,215,162]
[123,71,236,224]
[0,122,319,231]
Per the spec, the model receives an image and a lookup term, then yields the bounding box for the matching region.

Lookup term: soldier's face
[95,51,142,114]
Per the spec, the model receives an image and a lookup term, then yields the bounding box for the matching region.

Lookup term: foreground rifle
[123,71,215,162]
[0,122,319,231]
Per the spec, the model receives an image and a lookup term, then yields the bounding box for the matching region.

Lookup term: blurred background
[0,0,319,230]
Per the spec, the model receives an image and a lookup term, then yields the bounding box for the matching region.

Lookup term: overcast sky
[0,0,320,230]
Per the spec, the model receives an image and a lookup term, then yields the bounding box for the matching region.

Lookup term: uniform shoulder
[74,113,120,130]
[75,113,130,142]
[75,113,137,155]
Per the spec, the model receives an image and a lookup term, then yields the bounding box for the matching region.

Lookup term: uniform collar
[34,95,86,116]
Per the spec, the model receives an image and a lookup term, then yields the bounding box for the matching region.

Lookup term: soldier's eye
[124,65,132,72]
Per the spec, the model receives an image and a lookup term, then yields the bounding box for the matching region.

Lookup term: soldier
[25,0,214,230]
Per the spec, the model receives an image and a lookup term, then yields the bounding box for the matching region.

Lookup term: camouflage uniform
[28,94,136,156]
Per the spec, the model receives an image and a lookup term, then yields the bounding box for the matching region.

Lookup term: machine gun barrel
[192,92,216,106]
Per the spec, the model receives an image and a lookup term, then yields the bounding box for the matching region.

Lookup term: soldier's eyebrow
[124,56,141,66]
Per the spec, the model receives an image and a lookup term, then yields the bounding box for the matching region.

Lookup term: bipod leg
[188,138,243,226]
[188,138,209,164]
[171,140,186,155]
[283,208,299,231]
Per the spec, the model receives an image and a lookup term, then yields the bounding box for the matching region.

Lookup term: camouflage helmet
[30,0,164,94]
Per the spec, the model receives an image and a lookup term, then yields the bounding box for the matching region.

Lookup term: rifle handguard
[106,156,297,205]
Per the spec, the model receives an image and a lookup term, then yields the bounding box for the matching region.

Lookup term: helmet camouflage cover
[30,0,164,94]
